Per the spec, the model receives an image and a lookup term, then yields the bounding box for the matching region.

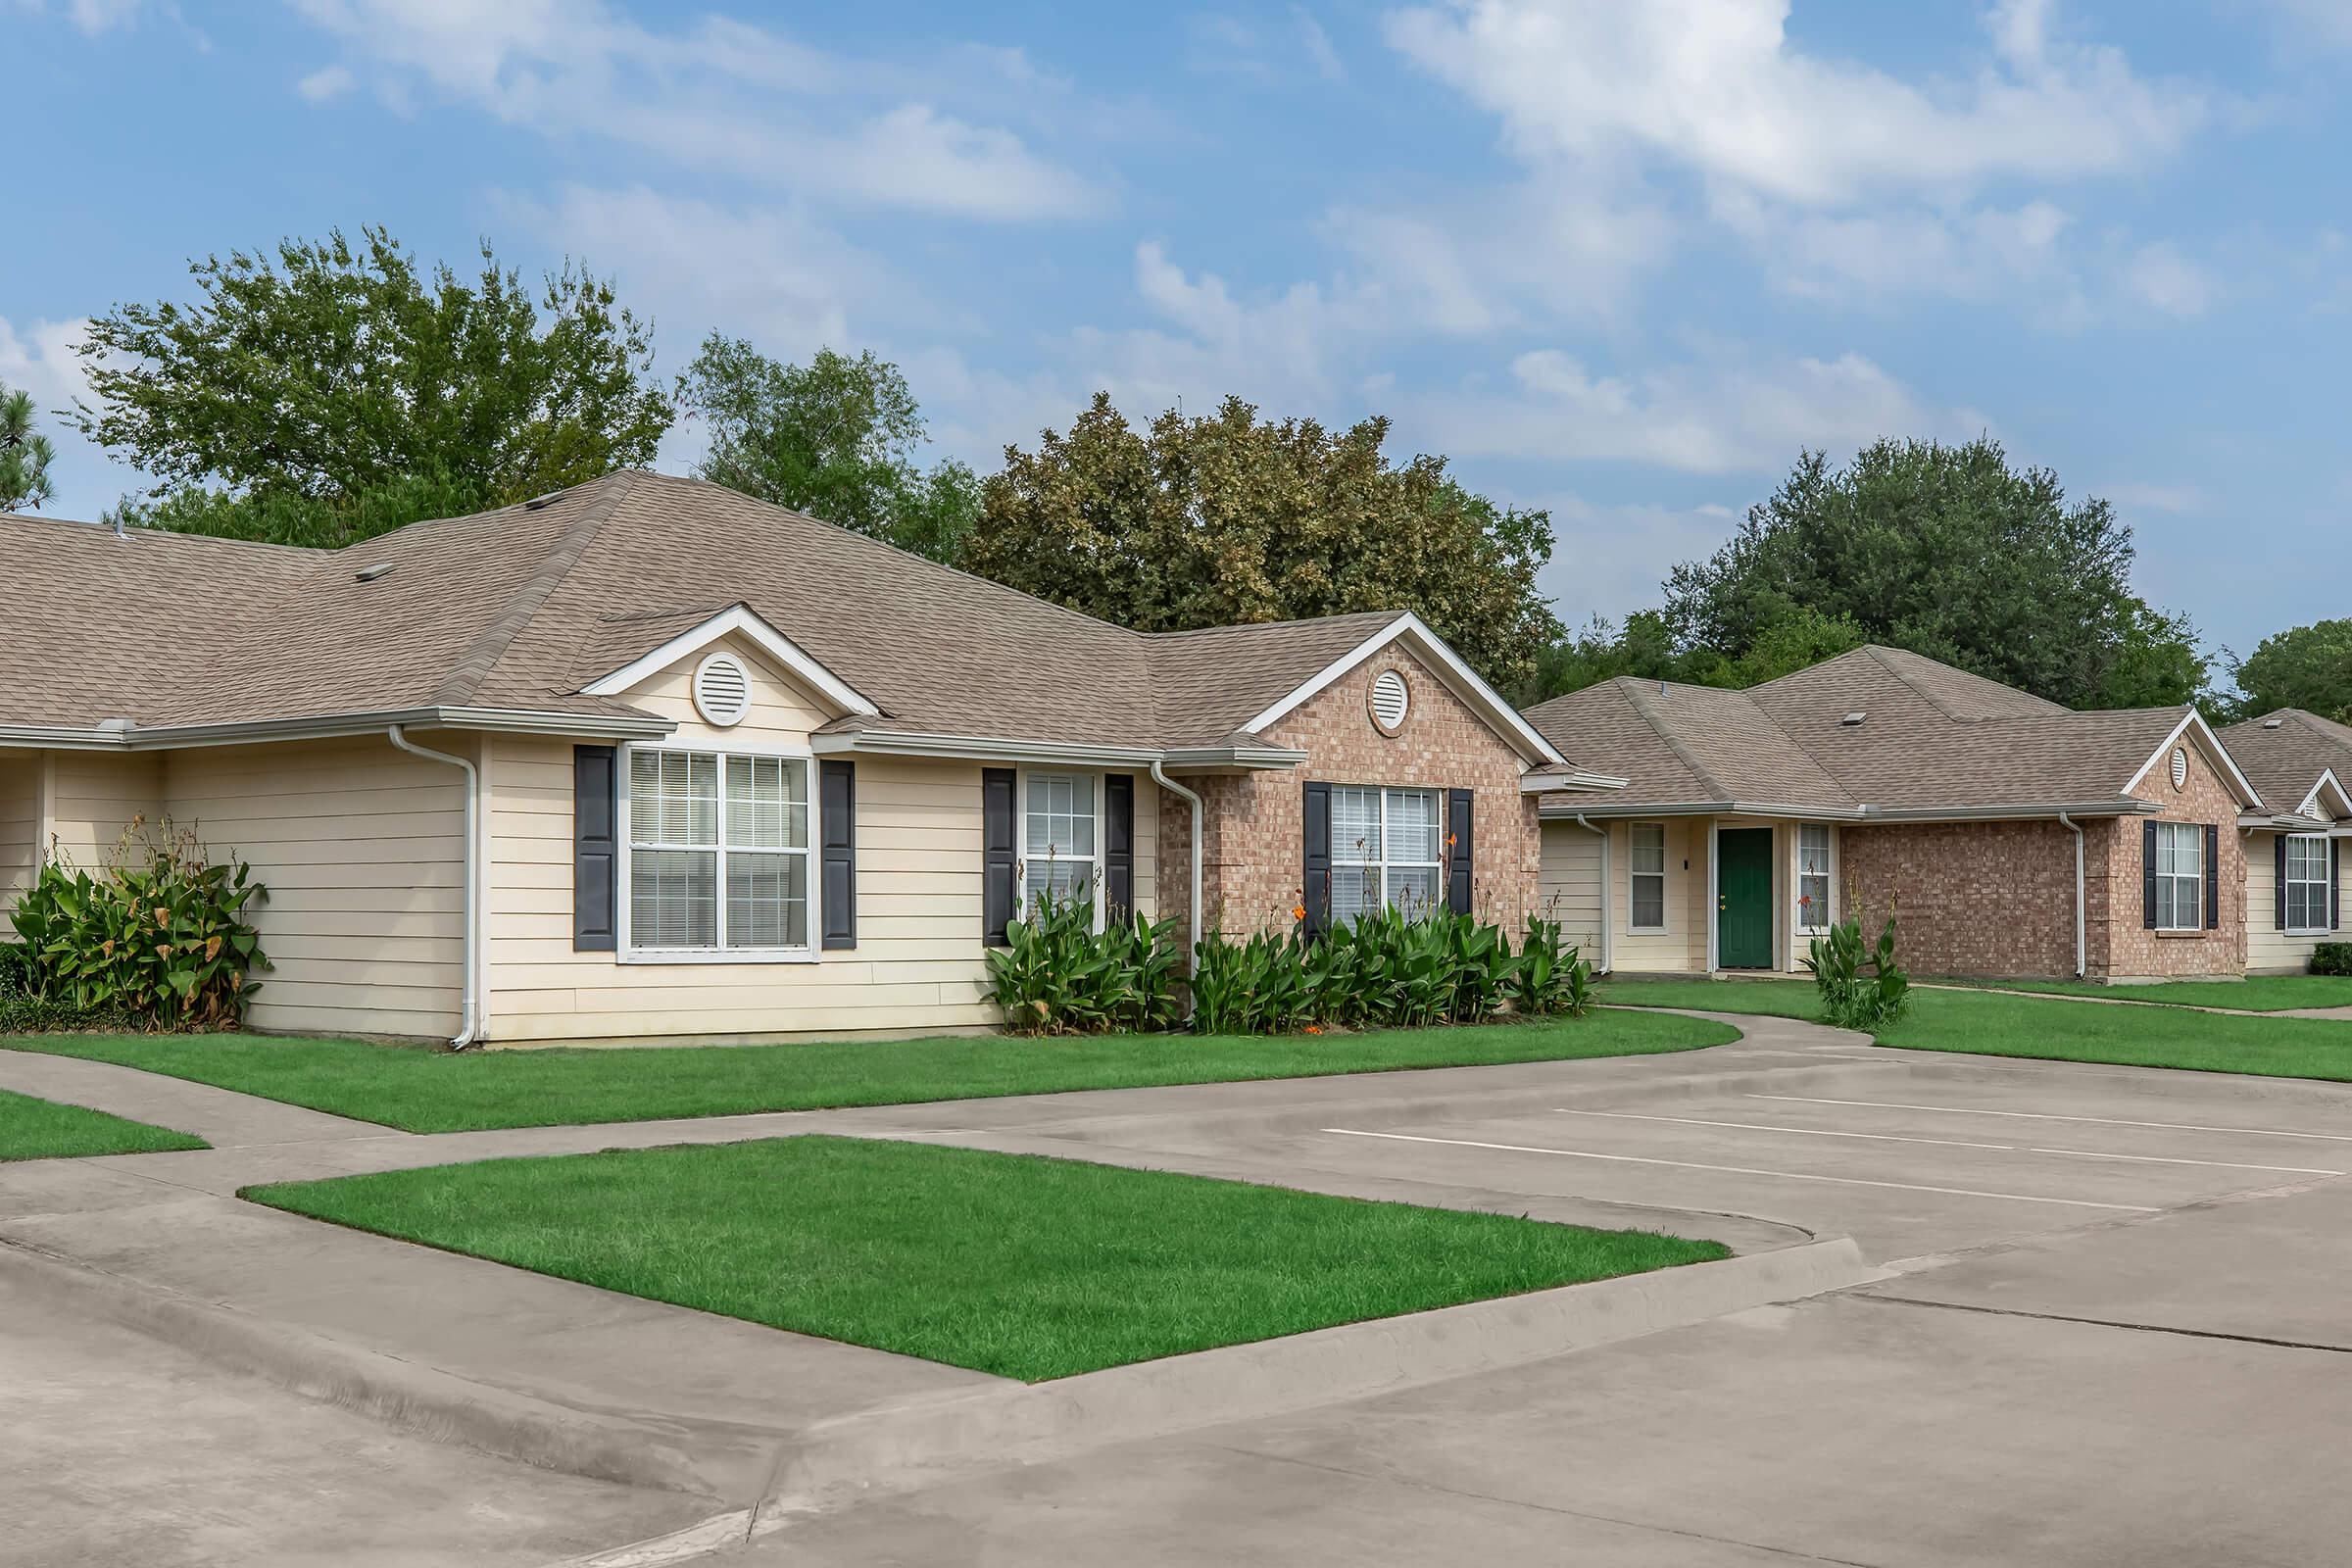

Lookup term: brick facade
[1156,646,1542,940]
[1837,737,2247,981]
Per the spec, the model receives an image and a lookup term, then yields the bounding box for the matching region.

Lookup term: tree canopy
[1654,438,2206,710]
[960,392,1562,691]
[1,383,56,513]
[74,225,672,545]
[677,336,979,563]
[2229,619,2352,723]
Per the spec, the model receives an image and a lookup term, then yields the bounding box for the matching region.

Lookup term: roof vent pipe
[2263,718,2285,729]
[1840,710,1867,727]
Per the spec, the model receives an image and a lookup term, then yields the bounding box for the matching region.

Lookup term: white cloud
[1415,347,1978,475]
[290,0,1099,220]
[296,63,354,101]
[1385,0,2205,208]
[2122,242,2218,318]
[0,316,95,419]
[67,0,144,32]
[1534,495,1743,628]
[1187,8,1348,83]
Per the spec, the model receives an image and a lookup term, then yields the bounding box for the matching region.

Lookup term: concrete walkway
[1917,979,2352,1022]
[0,1049,388,1148]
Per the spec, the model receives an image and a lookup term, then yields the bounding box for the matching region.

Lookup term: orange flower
[1303,1024,1323,1035]
[1446,833,1457,848]
[1292,903,1307,922]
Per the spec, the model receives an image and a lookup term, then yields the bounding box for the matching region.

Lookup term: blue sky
[7,1,2348,678]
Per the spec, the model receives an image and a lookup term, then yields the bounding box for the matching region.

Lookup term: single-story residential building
[2,470,1597,1045]
[1524,645,2274,983]
[2217,710,2351,973]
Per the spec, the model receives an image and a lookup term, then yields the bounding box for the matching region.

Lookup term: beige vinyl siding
[1611,816,1708,973]
[164,736,467,1039]
[0,756,38,903]
[44,752,163,867]
[1536,821,1604,962]
[2246,829,2341,974]
[485,632,1157,1044]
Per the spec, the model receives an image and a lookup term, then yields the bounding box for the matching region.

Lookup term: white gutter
[810,729,1307,772]
[2057,810,2085,978]
[0,706,674,753]
[1570,813,1612,974]
[388,726,483,1051]
[1150,760,1205,1000]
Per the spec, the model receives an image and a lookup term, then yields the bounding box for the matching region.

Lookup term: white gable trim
[1237,612,1568,767]
[580,604,880,717]
[2123,709,2263,808]
[2299,768,2352,821]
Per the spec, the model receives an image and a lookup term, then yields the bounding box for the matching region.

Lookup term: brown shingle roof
[1527,645,2204,815]
[2,472,1453,754]
[2219,710,2352,816]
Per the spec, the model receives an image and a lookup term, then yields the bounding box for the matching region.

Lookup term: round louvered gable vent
[693,653,752,727]
[2170,746,2189,791]
[1368,669,1410,734]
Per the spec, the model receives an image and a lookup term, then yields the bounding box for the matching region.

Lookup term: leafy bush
[1802,908,1909,1031]
[982,885,1182,1035]
[1506,916,1593,1018]
[7,818,269,1031]
[2312,943,2352,978]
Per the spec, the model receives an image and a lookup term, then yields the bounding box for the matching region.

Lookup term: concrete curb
[761,1235,1885,1518]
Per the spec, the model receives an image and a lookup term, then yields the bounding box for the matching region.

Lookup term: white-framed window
[1331,785,1444,922]
[2285,833,2331,933]
[1797,824,1832,932]
[2153,821,2204,931]
[1021,770,1102,923]
[1629,821,1668,932]
[621,745,814,959]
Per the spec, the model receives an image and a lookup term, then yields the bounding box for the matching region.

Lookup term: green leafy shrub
[1506,916,1593,1018]
[1802,907,1909,1031]
[981,885,1182,1035]
[7,818,269,1031]
[2312,943,2352,977]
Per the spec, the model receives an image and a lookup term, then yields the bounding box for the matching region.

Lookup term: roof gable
[578,603,878,718]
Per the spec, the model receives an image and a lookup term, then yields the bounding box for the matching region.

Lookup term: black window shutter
[1301,781,1332,937]
[819,760,857,951]
[982,767,1017,946]
[2205,823,2221,930]
[2277,836,2289,931]
[573,746,618,952]
[2141,820,2159,929]
[1446,788,1474,915]
[1103,773,1136,922]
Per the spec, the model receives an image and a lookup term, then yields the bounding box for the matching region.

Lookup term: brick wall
[1159,646,1541,939]
[1839,820,2082,978]
[2098,737,2247,980]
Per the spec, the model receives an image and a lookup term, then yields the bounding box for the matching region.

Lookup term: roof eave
[0,706,678,752]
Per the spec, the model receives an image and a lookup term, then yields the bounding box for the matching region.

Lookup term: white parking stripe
[1320,1128,2161,1211]
[2030,1147,2344,1176]
[1552,1107,2013,1152]
[1749,1095,2352,1145]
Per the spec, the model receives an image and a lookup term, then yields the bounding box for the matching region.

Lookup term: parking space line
[1749,1095,2352,1144]
[1320,1128,2161,1211]
[2030,1147,2344,1176]
[1552,1107,2014,1152]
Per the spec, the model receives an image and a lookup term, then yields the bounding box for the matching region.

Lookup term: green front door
[1716,828,1775,970]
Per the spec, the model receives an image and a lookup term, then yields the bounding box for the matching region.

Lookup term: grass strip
[0,1087,208,1160]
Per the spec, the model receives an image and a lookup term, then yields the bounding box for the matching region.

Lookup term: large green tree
[1,383,56,513]
[961,393,1562,691]
[2230,619,2352,723]
[677,336,980,563]
[74,226,673,545]
[1660,438,2206,710]
[1521,603,1865,705]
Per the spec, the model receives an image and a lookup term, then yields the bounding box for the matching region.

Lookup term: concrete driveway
[12,1010,2352,1565]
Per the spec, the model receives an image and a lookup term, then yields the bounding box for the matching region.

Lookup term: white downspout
[1572,813,1612,975]
[2058,811,2085,979]
[1149,762,1204,986]
[390,726,481,1050]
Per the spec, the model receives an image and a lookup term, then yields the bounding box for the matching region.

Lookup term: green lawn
[1,1011,1739,1135]
[0,1087,208,1161]
[1932,975,2352,1012]
[1599,978,2352,1082]
[243,1135,1727,1381]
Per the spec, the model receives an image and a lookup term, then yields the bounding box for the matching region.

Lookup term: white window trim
[1628,821,1669,935]
[1016,766,1106,930]
[1796,822,1836,935]
[614,739,822,964]
[1330,783,1446,921]
[2153,820,2205,933]
[2284,831,2332,936]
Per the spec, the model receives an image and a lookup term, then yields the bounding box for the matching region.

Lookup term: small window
[2153,821,2204,931]
[1022,771,1101,921]
[1331,784,1444,922]
[1630,822,1667,932]
[1797,824,1832,931]
[2286,834,2331,933]
[627,748,810,954]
